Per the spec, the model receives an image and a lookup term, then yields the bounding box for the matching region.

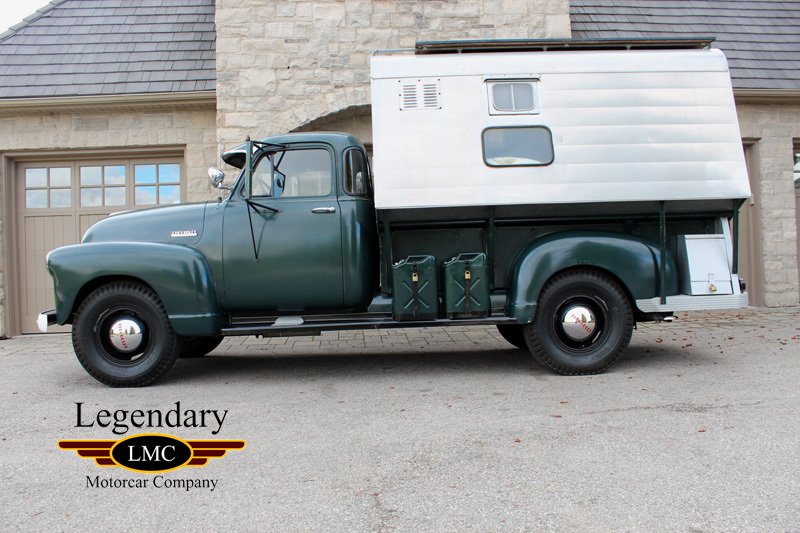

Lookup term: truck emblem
[170,230,198,238]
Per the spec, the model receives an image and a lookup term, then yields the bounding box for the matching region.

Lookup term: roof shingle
[0,0,215,99]
[570,0,800,90]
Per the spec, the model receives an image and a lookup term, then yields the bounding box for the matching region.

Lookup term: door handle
[311,207,336,214]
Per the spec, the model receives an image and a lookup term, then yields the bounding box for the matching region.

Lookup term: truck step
[221,313,517,337]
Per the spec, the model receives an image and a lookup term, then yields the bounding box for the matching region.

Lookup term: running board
[221,314,517,337]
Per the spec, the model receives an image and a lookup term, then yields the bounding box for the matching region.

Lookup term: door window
[251,148,332,198]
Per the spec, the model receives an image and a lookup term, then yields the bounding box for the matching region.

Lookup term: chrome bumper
[37,310,57,333]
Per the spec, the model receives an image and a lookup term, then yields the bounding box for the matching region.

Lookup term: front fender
[46,242,224,336]
[506,231,678,323]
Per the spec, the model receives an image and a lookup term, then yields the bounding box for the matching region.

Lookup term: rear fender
[46,242,224,336]
[506,231,678,323]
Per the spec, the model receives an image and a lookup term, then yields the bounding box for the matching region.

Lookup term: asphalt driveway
[1,307,799,531]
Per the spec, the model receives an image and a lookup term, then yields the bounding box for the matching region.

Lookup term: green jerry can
[443,253,490,318]
[392,255,439,321]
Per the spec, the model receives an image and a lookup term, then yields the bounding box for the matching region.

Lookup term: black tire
[496,324,527,350]
[179,336,224,358]
[524,269,633,375]
[72,282,181,387]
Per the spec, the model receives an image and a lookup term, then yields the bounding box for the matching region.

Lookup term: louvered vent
[399,79,441,111]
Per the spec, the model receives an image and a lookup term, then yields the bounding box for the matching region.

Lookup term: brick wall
[737,102,800,306]
[215,0,571,148]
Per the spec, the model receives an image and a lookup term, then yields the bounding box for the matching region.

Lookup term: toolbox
[443,253,489,318]
[392,255,439,321]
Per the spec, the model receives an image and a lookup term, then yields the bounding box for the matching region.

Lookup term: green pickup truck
[39,42,751,386]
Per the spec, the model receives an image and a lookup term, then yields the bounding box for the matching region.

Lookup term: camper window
[487,80,538,115]
[482,126,554,167]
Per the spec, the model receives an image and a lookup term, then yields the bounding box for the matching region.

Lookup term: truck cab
[215,133,377,314]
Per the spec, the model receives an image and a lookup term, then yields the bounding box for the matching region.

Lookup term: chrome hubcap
[561,305,596,342]
[108,318,144,353]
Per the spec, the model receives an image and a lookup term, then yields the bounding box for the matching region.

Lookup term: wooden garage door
[16,157,183,334]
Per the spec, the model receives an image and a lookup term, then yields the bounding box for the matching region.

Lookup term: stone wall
[0,104,217,336]
[737,102,800,306]
[215,0,571,147]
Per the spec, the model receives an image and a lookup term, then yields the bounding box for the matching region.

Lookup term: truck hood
[82,202,208,245]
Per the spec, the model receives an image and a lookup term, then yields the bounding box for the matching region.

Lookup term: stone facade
[737,102,800,306]
[215,0,571,147]
[0,104,217,336]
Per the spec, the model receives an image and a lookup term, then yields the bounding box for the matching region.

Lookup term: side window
[487,80,539,115]
[345,149,369,196]
[482,126,554,167]
[251,148,332,198]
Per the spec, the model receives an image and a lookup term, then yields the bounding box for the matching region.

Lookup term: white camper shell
[370,46,750,210]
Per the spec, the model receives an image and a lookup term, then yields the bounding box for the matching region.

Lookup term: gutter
[734,89,800,104]
[0,91,216,114]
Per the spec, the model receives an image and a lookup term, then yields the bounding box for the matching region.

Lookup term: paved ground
[1,307,799,532]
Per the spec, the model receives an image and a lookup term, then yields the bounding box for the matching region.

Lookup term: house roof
[570,0,800,90]
[0,0,215,99]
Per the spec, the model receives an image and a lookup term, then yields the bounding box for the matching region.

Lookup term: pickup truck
[39,40,751,386]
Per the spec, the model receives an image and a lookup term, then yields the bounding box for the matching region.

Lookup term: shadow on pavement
[165,343,699,385]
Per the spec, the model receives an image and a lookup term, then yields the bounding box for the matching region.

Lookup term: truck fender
[46,242,224,336]
[506,231,678,323]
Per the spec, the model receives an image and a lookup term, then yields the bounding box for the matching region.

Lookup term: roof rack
[414,37,715,54]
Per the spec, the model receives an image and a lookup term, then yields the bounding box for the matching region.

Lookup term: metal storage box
[443,253,489,318]
[676,235,733,295]
[392,255,438,320]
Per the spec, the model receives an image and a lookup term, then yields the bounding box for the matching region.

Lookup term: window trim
[343,147,371,197]
[486,78,540,116]
[241,144,336,200]
[481,125,555,168]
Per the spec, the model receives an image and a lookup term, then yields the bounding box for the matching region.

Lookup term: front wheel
[72,282,181,387]
[525,270,633,375]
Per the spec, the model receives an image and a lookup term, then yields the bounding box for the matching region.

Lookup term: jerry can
[443,253,489,318]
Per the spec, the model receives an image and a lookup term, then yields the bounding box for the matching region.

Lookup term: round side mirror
[208,167,226,189]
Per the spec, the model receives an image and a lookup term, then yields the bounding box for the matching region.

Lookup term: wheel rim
[95,309,151,364]
[551,295,608,353]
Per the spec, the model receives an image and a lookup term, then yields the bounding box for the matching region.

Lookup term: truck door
[221,146,344,313]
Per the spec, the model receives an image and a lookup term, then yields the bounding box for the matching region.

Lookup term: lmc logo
[58,433,246,473]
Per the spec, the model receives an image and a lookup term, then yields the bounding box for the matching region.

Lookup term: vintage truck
[39,39,751,386]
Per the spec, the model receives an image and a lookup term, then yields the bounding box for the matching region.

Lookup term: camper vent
[399,79,441,111]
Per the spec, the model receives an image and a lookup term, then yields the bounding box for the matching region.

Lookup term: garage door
[16,157,183,334]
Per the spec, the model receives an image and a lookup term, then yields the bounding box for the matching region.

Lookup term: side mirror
[208,167,226,189]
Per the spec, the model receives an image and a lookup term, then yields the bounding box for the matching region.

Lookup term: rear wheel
[179,336,224,358]
[496,324,527,350]
[72,282,181,387]
[525,270,633,375]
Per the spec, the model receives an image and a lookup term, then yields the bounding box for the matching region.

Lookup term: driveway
[1,308,799,531]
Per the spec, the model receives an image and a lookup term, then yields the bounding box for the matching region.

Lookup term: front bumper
[37,310,57,333]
